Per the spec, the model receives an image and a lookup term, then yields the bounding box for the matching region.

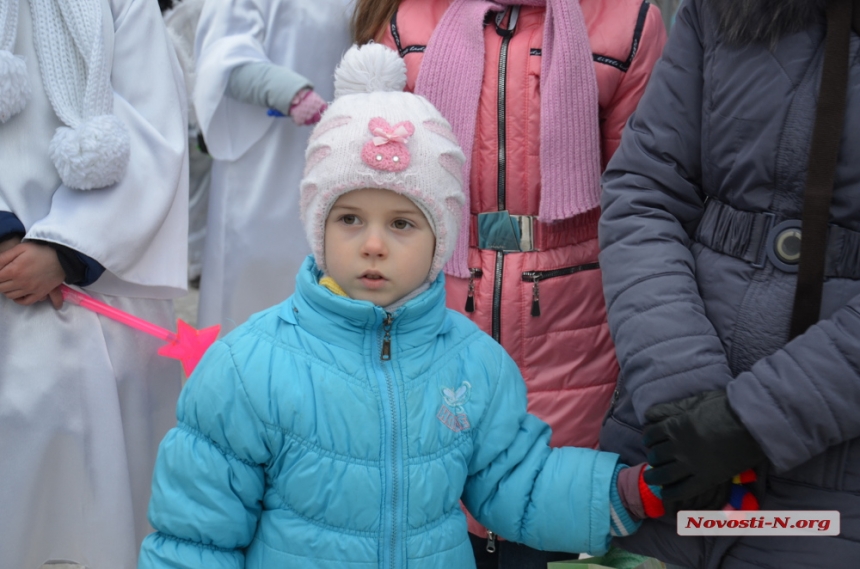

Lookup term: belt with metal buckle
[471,210,600,252]
[476,211,536,252]
[695,199,860,279]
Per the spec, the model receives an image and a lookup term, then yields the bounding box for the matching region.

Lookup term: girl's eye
[340,214,359,225]
[392,219,414,230]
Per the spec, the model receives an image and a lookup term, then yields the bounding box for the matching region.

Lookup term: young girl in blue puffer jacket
[138,44,663,569]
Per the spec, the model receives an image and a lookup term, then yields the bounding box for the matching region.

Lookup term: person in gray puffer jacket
[597,0,860,567]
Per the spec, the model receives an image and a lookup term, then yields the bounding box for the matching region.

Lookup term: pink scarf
[415,0,601,278]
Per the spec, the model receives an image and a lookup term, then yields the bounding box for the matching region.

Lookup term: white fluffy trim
[50,114,131,190]
[0,50,31,123]
[334,43,406,98]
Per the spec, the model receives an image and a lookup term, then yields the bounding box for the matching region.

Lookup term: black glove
[642,390,766,504]
[662,479,733,516]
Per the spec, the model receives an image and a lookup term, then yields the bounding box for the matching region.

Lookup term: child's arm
[0,221,106,307]
[0,242,65,308]
[461,350,633,556]
[226,62,327,125]
[139,342,270,569]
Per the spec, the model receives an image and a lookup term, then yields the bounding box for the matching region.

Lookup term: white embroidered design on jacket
[437,381,471,432]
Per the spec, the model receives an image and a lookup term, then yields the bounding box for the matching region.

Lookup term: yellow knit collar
[319,276,348,297]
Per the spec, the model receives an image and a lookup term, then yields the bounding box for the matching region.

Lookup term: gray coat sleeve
[599,0,736,424]
[728,300,860,472]
[227,61,312,114]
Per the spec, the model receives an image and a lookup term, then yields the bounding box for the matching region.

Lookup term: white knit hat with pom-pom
[301,43,466,282]
[0,0,31,123]
[2,0,130,190]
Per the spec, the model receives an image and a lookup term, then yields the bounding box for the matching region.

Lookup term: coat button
[774,227,801,264]
[765,219,803,273]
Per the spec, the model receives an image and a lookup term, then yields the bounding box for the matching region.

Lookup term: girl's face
[324,188,435,307]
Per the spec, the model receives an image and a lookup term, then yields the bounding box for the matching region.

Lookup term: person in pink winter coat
[352,1,666,567]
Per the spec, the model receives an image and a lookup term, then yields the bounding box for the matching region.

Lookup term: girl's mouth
[360,271,387,289]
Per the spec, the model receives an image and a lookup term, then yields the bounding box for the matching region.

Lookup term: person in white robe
[0,0,188,567]
[164,0,210,283]
[194,0,352,332]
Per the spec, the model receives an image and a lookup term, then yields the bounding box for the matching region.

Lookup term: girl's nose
[361,227,388,258]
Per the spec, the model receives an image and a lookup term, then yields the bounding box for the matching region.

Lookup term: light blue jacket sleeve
[139,341,271,569]
[462,349,621,556]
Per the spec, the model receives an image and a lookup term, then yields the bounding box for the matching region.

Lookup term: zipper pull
[486,531,497,553]
[530,276,541,317]
[465,268,481,313]
[381,313,393,361]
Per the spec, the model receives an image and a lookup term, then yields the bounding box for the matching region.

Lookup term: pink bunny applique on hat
[361,118,415,172]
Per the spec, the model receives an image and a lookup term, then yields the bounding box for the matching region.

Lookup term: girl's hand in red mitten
[621,464,733,518]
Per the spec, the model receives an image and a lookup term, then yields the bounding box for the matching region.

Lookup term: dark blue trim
[393,1,651,72]
[0,211,25,242]
[591,1,650,72]
[76,251,106,287]
[38,240,107,287]
[389,9,427,57]
[400,45,425,55]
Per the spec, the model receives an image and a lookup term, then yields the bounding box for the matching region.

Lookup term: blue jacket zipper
[372,311,404,568]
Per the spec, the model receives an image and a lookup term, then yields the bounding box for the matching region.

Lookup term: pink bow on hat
[372,123,413,146]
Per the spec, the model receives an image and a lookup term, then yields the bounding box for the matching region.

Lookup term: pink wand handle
[60,284,177,343]
[60,284,220,376]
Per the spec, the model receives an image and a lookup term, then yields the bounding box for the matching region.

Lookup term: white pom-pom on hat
[49,114,131,190]
[0,50,31,123]
[334,43,407,98]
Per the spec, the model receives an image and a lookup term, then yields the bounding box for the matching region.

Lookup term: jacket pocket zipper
[486,530,497,553]
[465,268,483,313]
[521,262,600,317]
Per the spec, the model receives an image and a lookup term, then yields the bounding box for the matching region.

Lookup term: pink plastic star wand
[60,284,220,376]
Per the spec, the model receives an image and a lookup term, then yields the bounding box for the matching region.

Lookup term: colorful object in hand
[725,469,760,511]
[639,465,665,518]
[60,284,220,376]
[641,464,759,515]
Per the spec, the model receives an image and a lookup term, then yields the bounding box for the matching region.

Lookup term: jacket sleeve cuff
[609,464,643,537]
[227,61,313,115]
[37,241,106,286]
[0,211,26,242]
